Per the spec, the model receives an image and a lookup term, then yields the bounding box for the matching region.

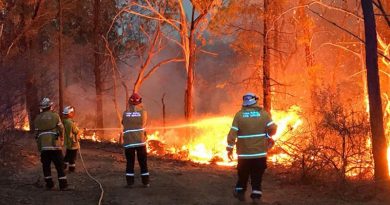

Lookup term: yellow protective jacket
[226,104,277,159]
[63,118,80,150]
[122,104,147,148]
[34,110,64,152]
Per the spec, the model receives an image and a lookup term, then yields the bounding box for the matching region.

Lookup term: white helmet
[40,97,53,109]
[63,106,75,115]
[242,92,259,106]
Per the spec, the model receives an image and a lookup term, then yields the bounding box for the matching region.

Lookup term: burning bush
[273,88,373,183]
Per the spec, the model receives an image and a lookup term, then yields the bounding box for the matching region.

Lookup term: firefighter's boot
[250,191,262,204]
[141,175,150,188]
[45,178,54,190]
[59,177,73,191]
[233,188,245,202]
[68,164,76,173]
[126,176,134,188]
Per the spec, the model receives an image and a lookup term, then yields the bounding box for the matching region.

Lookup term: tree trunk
[184,6,196,122]
[361,0,389,181]
[297,0,316,100]
[162,93,166,135]
[58,0,64,113]
[93,0,104,130]
[20,4,39,131]
[262,0,271,113]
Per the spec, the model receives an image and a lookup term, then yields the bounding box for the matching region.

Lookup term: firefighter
[34,97,71,190]
[62,106,80,173]
[122,93,149,188]
[226,92,277,203]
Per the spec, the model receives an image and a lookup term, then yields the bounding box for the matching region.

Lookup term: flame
[378,34,390,175]
[81,131,102,142]
[384,94,390,176]
[14,113,30,131]
[271,105,302,141]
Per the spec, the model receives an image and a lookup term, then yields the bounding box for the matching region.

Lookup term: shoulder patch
[242,111,261,118]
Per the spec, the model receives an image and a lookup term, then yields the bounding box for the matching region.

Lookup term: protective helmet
[39,97,53,109]
[242,92,259,106]
[63,106,75,115]
[129,93,142,105]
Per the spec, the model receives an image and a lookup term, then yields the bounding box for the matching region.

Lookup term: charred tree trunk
[361,0,389,182]
[262,0,271,113]
[162,93,166,135]
[58,0,64,113]
[93,0,104,130]
[342,135,347,182]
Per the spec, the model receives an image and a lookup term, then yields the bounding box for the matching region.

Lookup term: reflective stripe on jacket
[34,111,64,152]
[63,118,80,150]
[226,104,277,159]
[122,105,147,148]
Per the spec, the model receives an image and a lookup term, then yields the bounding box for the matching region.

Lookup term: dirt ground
[0,134,389,205]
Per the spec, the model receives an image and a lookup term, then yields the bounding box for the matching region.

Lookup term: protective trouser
[41,150,68,189]
[235,157,267,199]
[125,146,149,185]
[64,149,78,172]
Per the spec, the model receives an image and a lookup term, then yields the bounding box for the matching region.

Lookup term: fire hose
[78,145,104,205]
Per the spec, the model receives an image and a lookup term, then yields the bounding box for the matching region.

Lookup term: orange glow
[14,115,30,131]
[377,34,389,67]
[388,147,390,176]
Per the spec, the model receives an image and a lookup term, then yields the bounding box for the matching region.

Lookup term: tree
[94,0,104,129]
[361,0,389,182]
[262,0,271,113]
[58,0,64,113]
[122,0,220,122]
[132,24,183,93]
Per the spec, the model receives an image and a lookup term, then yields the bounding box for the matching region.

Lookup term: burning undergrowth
[80,106,303,167]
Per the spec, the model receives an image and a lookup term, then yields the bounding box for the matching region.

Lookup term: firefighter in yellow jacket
[122,93,149,187]
[226,93,277,202]
[62,106,80,172]
[34,97,70,190]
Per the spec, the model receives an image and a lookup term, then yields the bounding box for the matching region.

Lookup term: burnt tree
[361,0,389,181]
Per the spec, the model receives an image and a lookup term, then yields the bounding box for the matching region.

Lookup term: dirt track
[0,135,388,205]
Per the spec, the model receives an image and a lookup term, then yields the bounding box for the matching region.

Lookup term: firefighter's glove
[267,137,275,150]
[227,149,234,161]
